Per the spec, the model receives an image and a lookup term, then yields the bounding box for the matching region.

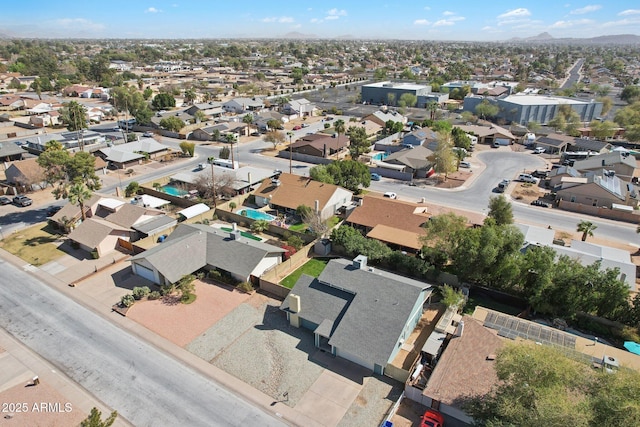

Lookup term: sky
[1,1,640,41]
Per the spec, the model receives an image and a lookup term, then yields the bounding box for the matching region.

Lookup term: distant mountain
[508,33,640,45]
[280,31,317,39]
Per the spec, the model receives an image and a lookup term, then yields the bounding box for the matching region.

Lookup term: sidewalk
[0,248,323,427]
[0,327,132,427]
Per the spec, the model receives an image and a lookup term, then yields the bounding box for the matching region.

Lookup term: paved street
[0,259,286,427]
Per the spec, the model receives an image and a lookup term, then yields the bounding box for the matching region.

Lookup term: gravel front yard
[338,374,404,427]
[204,301,325,407]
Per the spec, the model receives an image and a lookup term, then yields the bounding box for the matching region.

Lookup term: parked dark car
[46,205,62,217]
[13,195,33,207]
[531,199,551,208]
[0,196,11,205]
[532,170,549,178]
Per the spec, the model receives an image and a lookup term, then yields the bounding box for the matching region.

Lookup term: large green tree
[37,147,100,199]
[159,116,185,132]
[429,131,456,181]
[486,195,514,226]
[346,126,370,158]
[474,99,499,120]
[80,407,118,427]
[151,93,176,110]
[310,160,370,193]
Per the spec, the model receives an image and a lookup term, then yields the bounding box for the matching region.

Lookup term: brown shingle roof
[366,224,423,250]
[422,315,503,406]
[6,158,45,182]
[346,195,429,235]
[67,218,129,249]
[255,173,348,211]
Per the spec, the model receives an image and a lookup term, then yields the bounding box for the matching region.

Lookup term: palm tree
[577,220,597,242]
[426,101,438,120]
[242,113,254,136]
[334,119,345,140]
[184,88,196,105]
[224,133,237,166]
[68,182,92,221]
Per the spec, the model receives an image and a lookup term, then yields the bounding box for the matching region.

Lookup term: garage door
[134,263,157,283]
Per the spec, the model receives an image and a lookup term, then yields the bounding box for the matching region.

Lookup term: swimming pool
[238,208,276,221]
[372,152,389,161]
[160,184,188,197]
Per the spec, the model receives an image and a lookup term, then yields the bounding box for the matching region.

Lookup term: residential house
[548,165,581,188]
[455,124,516,145]
[0,141,26,162]
[364,110,408,127]
[0,95,22,110]
[66,198,172,257]
[254,111,287,132]
[417,313,502,424]
[29,110,61,127]
[24,131,106,153]
[380,146,434,178]
[289,134,348,158]
[568,138,612,154]
[184,102,224,120]
[402,128,438,147]
[254,173,353,221]
[62,84,91,97]
[222,97,265,114]
[149,111,193,130]
[97,138,171,169]
[281,256,433,375]
[571,151,637,182]
[555,169,639,208]
[281,98,317,117]
[0,73,21,92]
[129,223,285,285]
[535,134,577,154]
[345,196,430,252]
[4,158,46,189]
[516,223,637,289]
[169,165,279,197]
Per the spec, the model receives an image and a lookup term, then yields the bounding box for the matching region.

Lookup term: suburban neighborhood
[2,11,640,426]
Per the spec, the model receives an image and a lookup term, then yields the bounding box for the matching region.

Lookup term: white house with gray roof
[281,256,433,375]
[129,224,285,285]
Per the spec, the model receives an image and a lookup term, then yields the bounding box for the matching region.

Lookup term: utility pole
[208,156,217,208]
[287,131,294,174]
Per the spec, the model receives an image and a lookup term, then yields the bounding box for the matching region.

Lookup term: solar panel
[483,310,576,349]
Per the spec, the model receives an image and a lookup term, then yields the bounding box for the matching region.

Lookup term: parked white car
[518,173,539,184]
[533,147,546,154]
[459,161,471,168]
[383,192,397,199]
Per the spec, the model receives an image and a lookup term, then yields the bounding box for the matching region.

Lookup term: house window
[570,196,576,203]
[592,199,598,206]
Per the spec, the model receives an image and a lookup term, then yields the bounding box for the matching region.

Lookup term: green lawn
[280,258,330,289]
[220,227,262,241]
[288,222,306,232]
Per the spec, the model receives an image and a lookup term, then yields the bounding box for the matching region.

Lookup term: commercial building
[463,94,603,126]
[361,81,432,107]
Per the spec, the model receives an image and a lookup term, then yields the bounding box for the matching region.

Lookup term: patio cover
[177,203,210,219]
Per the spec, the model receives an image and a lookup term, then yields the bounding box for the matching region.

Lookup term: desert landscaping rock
[338,375,403,427]
[186,303,263,361]
[210,304,324,407]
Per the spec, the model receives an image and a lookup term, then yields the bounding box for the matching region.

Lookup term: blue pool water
[160,184,188,197]
[372,152,389,161]
[238,208,276,221]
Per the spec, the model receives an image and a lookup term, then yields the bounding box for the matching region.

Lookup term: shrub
[281,244,297,260]
[237,281,254,293]
[132,286,151,300]
[160,284,174,296]
[324,123,331,129]
[148,291,161,300]
[287,235,305,250]
[180,292,196,304]
[120,294,135,307]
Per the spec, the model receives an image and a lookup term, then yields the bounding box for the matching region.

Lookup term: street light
[287,131,294,174]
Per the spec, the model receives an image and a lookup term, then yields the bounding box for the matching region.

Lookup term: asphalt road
[561,58,584,89]
[0,260,285,427]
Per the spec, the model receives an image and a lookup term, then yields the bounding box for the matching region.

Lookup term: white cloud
[325,15,339,20]
[601,17,640,28]
[423,6,430,10]
[55,18,106,31]
[443,11,455,16]
[449,16,465,22]
[498,8,531,19]
[145,7,161,13]
[310,18,321,23]
[326,8,347,17]
[414,19,430,25]
[550,18,594,28]
[570,5,601,14]
[618,9,640,16]
[262,16,294,23]
[433,19,455,27]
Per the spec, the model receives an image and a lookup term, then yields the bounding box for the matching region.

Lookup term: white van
[518,173,539,184]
